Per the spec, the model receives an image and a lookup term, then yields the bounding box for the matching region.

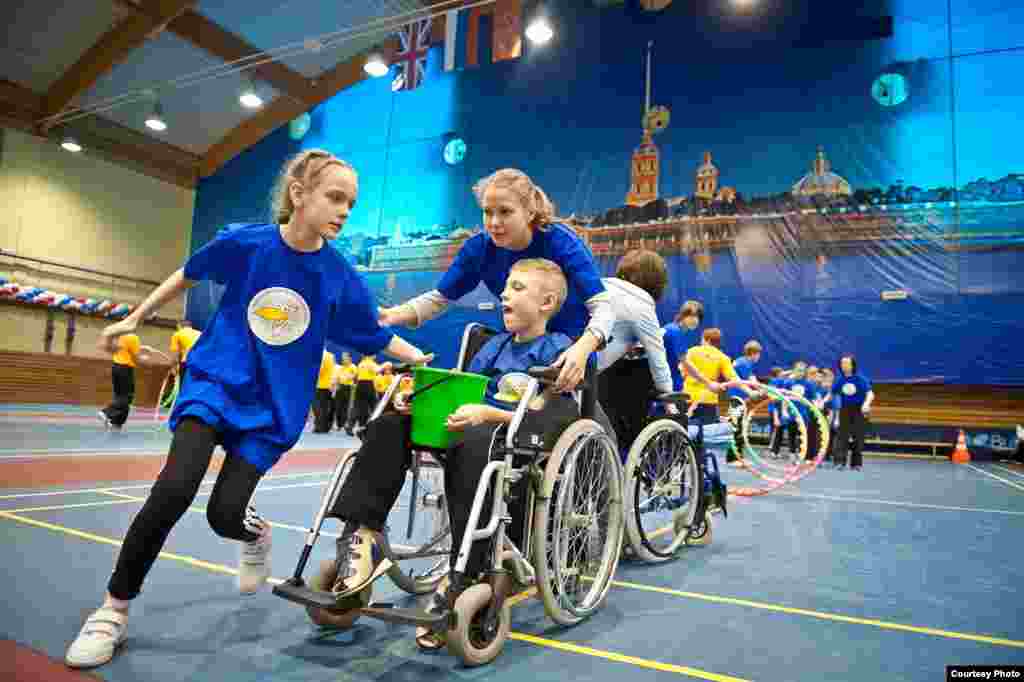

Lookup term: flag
[443,7,485,71]
[491,0,522,62]
[393,17,432,91]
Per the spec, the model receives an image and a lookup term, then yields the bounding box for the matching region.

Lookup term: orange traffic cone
[951,429,971,464]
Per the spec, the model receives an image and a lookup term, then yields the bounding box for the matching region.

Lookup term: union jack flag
[393,18,431,92]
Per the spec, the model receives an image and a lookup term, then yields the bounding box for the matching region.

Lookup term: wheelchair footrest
[272,579,341,610]
[359,604,451,629]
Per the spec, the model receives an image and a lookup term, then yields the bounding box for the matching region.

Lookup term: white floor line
[770,490,1024,516]
[992,463,1024,480]
[0,470,332,501]
[965,463,1024,493]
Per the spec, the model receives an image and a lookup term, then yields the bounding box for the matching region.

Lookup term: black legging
[102,363,135,427]
[334,385,353,429]
[312,388,334,433]
[834,404,868,467]
[350,380,377,428]
[107,418,263,600]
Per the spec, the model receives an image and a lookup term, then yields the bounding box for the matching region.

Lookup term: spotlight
[145,101,167,132]
[364,53,389,77]
[61,138,82,153]
[525,16,554,45]
[239,79,263,109]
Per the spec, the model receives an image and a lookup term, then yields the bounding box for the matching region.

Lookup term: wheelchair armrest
[527,366,561,384]
[654,391,690,404]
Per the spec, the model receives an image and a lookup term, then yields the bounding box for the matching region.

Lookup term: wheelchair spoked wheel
[152,370,178,431]
[446,583,512,667]
[623,420,701,563]
[386,458,451,595]
[533,419,624,626]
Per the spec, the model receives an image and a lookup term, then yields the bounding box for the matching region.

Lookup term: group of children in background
[312,350,404,435]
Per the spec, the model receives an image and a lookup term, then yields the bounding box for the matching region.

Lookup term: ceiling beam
[2,79,198,188]
[40,0,198,132]
[199,38,401,178]
[114,0,316,105]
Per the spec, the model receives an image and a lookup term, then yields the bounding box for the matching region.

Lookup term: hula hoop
[720,380,830,497]
[153,370,180,429]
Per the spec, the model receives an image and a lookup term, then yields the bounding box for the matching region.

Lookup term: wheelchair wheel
[305,559,371,629]
[533,419,624,626]
[386,458,451,595]
[446,583,511,667]
[684,512,713,546]
[623,419,700,563]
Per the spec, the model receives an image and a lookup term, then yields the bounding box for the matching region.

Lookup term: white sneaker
[65,607,128,668]
[96,410,111,429]
[238,511,272,594]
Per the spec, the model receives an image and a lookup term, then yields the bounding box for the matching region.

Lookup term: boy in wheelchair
[325,259,587,639]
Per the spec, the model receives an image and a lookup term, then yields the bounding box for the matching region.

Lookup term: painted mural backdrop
[188,0,1024,384]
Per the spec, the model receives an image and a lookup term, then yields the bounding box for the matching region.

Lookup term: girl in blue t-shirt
[662,300,704,392]
[378,168,615,395]
[831,354,875,470]
[66,150,429,670]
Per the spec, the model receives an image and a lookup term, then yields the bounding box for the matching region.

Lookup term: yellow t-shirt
[683,344,738,405]
[169,327,201,363]
[357,358,378,382]
[112,334,141,367]
[317,351,336,389]
[374,373,393,394]
[335,363,356,386]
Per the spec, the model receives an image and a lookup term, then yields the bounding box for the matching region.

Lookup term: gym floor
[2,405,1023,681]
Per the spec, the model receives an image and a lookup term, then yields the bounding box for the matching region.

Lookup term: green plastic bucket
[410,366,491,449]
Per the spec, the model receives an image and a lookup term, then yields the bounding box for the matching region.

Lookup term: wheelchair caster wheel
[446,583,510,667]
[684,512,713,547]
[304,559,371,629]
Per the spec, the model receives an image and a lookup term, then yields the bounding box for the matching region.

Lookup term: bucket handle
[406,373,460,403]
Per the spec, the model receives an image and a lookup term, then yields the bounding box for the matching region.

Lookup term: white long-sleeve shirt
[595,277,674,395]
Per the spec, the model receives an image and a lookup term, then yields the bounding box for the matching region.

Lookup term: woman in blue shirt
[831,354,875,470]
[662,300,704,392]
[378,168,614,394]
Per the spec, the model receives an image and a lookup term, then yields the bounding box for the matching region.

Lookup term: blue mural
[188,0,1024,384]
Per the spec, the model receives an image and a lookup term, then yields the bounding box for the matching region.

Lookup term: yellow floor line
[992,463,1024,480]
[0,508,280,585]
[607,578,1024,649]
[965,463,1024,493]
[0,507,746,679]
[5,498,143,514]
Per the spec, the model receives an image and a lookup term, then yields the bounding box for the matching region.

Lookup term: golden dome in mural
[792,146,852,198]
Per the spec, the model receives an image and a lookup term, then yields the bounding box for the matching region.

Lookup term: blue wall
[188,0,1024,384]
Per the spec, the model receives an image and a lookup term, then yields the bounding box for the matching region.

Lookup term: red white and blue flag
[393,18,431,91]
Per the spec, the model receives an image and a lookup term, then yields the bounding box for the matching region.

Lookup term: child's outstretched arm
[446,404,513,431]
[98,269,193,353]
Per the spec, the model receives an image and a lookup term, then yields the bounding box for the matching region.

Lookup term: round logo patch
[247,287,310,346]
[842,382,858,396]
[791,384,806,398]
[494,372,531,404]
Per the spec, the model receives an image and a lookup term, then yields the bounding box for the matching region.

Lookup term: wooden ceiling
[1,0,475,188]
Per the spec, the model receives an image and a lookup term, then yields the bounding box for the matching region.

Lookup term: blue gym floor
[2,405,1023,681]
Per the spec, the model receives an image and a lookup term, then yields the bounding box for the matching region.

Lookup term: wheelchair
[597,350,730,564]
[274,324,625,666]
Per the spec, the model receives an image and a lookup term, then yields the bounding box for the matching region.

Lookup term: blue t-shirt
[789,378,821,421]
[832,373,872,408]
[728,356,757,399]
[768,377,794,423]
[468,331,572,408]
[173,224,394,470]
[662,323,699,391]
[436,225,604,339]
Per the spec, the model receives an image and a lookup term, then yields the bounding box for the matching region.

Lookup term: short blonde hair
[510,258,568,314]
[269,149,354,224]
[473,168,558,229]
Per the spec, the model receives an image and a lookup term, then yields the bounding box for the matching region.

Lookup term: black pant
[834,404,868,467]
[598,356,653,452]
[802,416,821,461]
[312,388,334,433]
[350,380,376,428]
[107,418,263,600]
[770,421,798,455]
[102,363,135,427]
[331,397,581,578]
[334,385,353,429]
